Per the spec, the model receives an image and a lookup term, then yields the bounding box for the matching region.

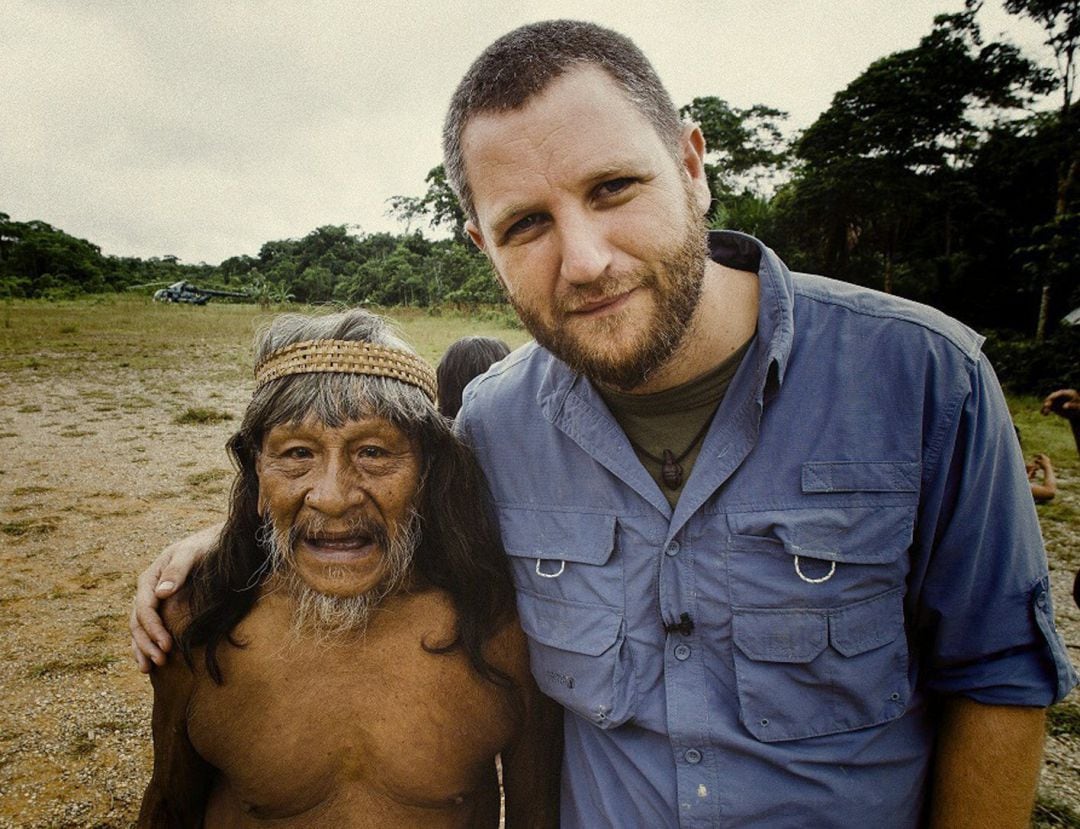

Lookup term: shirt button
[674,644,691,661]
[684,748,702,764]
[665,541,681,557]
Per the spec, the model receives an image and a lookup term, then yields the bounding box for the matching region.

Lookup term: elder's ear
[254,453,268,517]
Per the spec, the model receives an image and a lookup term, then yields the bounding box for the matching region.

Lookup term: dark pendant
[661,449,683,489]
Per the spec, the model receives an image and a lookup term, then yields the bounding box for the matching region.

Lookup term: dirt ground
[0,299,1077,827]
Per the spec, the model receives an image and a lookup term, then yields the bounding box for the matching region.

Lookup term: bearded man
[137,309,559,827]
[135,21,1075,829]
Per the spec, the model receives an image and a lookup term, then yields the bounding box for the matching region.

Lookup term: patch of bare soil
[0,356,248,827]
[0,315,1076,827]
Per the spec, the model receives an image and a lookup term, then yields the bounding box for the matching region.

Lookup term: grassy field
[0,296,1076,827]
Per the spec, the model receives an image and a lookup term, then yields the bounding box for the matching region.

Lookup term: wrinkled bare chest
[186,638,510,820]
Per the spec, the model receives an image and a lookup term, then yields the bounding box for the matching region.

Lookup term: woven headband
[253,339,437,402]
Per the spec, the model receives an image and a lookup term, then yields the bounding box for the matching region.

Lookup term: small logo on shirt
[546,670,575,689]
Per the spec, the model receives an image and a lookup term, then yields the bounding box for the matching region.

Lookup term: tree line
[2,1,1076,343]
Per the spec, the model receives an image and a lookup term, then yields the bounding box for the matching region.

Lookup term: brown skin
[930,698,1046,828]
[138,416,561,827]
[140,586,559,828]
[1041,388,1080,456]
[255,414,424,600]
[1027,452,1057,502]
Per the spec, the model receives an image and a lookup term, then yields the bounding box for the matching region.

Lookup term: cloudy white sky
[1,1,1053,265]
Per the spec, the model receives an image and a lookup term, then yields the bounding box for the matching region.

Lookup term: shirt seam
[792,277,984,360]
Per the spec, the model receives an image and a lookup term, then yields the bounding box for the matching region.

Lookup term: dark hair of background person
[177,310,516,688]
[437,336,511,419]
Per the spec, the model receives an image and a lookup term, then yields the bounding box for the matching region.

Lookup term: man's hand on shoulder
[130,523,222,673]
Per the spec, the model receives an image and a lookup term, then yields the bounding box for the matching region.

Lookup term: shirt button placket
[662,531,717,826]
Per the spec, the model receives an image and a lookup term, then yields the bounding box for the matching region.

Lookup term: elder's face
[256,414,422,598]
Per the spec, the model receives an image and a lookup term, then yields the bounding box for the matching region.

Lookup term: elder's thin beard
[260,511,419,640]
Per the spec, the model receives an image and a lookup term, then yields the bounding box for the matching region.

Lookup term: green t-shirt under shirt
[600,339,752,507]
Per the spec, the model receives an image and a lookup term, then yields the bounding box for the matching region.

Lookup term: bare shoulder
[400,587,529,683]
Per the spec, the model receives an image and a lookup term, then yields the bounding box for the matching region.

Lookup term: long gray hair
[178,308,517,687]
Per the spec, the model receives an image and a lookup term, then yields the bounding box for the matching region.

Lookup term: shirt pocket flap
[728,505,914,565]
[732,608,828,663]
[801,461,920,493]
[516,589,622,656]
[828,587,904,657]
[498,507,616,566]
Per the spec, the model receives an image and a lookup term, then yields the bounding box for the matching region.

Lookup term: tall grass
[0,296,531,375]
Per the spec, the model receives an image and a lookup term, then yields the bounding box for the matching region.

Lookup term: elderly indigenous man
[137,309,559,827]
[133,21,1077,829]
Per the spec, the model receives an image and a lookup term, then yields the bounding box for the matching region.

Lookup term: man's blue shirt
[456,231,1076,828]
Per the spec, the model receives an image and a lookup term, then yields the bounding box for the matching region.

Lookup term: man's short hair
[443,20,683,223]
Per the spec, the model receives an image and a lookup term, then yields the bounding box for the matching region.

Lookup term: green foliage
[997,0,1080,335]
[174,407,234,425]
[1047,700,1080,738]
[680,98,789,193]
[798,9,1047,173]
[1033,794,1080,829]
[387,165,469,242]
[0,211,219,299]
[769,6,1072,326]
[983,326,1080,394]
[679,97,789,234]
[999,1,1078,113]
[1,0,1075,339]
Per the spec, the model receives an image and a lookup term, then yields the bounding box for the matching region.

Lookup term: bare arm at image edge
[1041,388,1080,455]
[129,522,222,671]
[494,620,562,828]
[502,691,562,828]
[138,600,213,826]
[929,697,1046,829]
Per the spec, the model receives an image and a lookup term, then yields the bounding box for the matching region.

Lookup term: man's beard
[260,510,419,640]
[507,189,708,391]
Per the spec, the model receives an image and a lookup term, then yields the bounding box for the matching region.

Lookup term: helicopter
[151,281,250,305]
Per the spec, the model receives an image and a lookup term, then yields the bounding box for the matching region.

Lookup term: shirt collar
[707,230,794,390]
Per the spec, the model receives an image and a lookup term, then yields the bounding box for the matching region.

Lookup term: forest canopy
[2,3,1076,342]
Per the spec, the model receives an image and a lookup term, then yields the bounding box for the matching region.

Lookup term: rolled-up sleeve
[913,351,1076,705]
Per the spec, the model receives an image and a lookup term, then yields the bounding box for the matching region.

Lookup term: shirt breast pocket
[498,506,636,729]
[725,460,919,742]
[515,588,637,729]
[731,588,908,741]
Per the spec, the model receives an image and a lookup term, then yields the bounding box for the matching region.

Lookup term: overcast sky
[1,1,1053,265]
